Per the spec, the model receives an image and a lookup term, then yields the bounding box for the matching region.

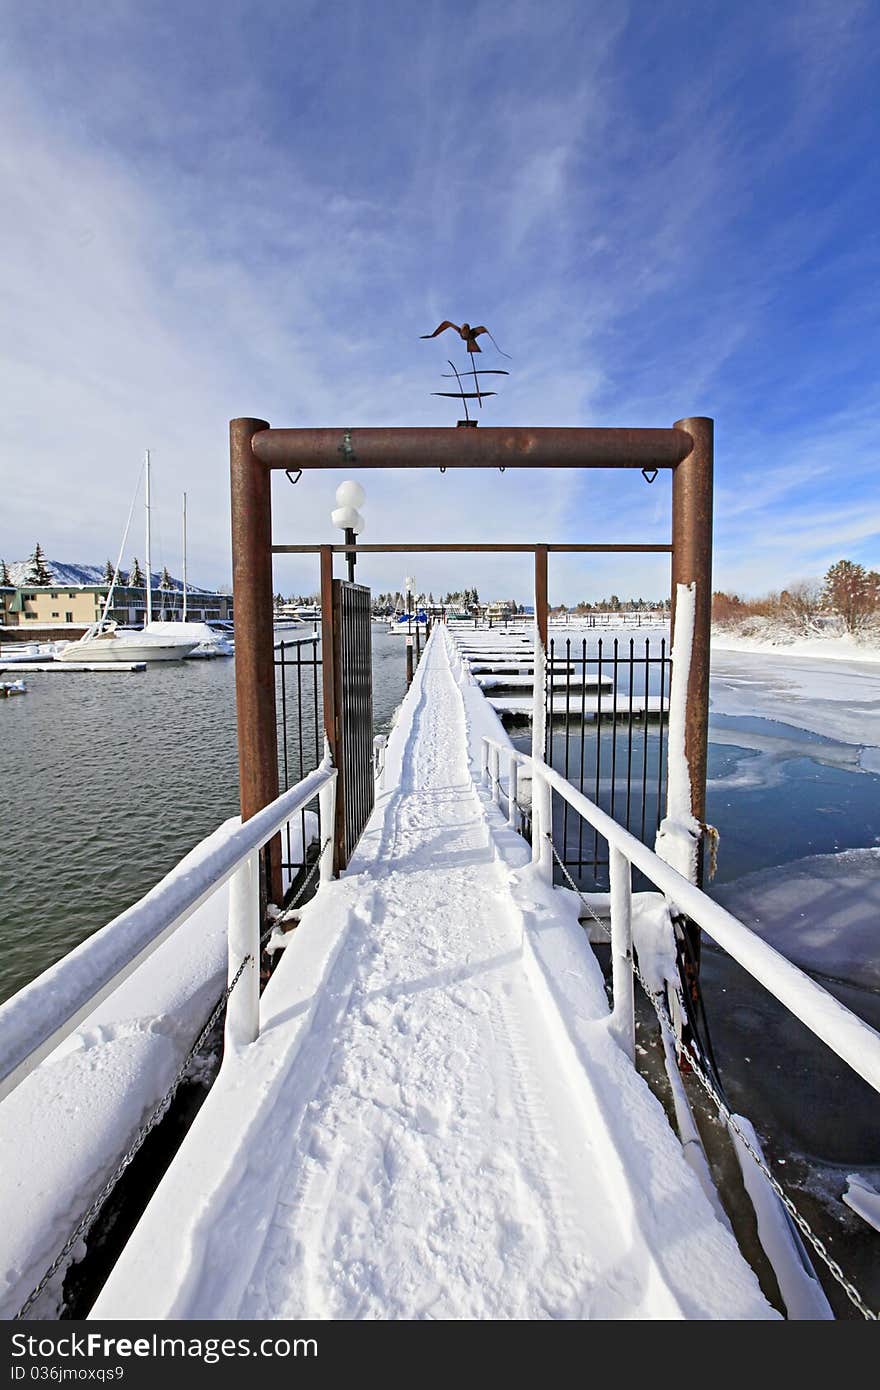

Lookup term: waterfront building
[0,582,233,637]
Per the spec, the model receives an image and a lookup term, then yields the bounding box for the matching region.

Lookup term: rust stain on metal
[251,426,693,472]
[230,416,282,904]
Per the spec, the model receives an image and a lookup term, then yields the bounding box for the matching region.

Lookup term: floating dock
[486,692,670,719]
[0,661,147,674]
[474,673,612,690]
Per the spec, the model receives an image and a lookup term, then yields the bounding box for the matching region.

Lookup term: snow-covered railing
[0,761,337,1102]
[480,736,880,1095]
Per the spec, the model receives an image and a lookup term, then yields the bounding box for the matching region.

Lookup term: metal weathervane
[420,319,511,427]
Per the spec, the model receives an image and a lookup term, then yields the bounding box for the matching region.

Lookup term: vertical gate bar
[279,642,289,789]
[641,638,650,842]
[294,642,305,873]
[508,754,518,829]
[594,638,603,871]
[577,639,587,873]
[626,638,635,831]
[312,635,320,765]
[533,546,548,766]
[230,417,282,906]
[547,638,555,763]
[610,637,619,826]
[671,416,714,887]
[657,637,667,834]
[562,637,571,866]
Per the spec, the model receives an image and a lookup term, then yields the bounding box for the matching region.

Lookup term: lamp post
[331,481,366,583]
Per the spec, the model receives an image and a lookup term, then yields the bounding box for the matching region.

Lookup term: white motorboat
[143,619,232,658]
[56,620,199,663]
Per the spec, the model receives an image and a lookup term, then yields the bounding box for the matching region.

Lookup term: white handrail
[481,735,880,1097]
[0,761,337,1101]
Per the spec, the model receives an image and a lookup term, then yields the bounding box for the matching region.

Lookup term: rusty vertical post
[230,418,282,907]
[405,637,414,687]
[668,416,714,1032]
[319,545,341,875]
[670,418,713,875]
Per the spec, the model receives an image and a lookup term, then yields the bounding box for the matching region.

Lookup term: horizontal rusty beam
[272,542,673,554]
[251,426,692,472]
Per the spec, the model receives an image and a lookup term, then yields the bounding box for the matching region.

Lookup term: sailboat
[143,490,233,657]
[58,453,199,663]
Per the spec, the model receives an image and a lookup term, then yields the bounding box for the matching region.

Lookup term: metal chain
[543,830,877,1321]
[14,953,253,1321]
[262,836,331,945]
[486,764,532,823]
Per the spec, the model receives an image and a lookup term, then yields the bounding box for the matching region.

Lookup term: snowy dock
[474,673,613,690]
[0,661,147,673]
[487,692,670,719]
[86,629,774,1321]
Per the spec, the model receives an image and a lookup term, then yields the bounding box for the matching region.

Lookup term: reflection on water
[0,630,407,1005]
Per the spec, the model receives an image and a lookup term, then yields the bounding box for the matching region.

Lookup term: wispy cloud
[0,0,877,603]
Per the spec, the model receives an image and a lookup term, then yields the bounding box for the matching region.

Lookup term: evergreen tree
[823,559,880,633]
[103,559,116,584]
[25,543,53,585]
[128,556,145,587]
[0,559,10,586]
[159,566,173,591]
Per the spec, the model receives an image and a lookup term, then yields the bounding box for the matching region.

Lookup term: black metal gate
[274,629,322,884]
[333,579,374,867]
[545,633,671,887]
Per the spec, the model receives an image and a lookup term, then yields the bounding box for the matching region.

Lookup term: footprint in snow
[450,983,489,1014]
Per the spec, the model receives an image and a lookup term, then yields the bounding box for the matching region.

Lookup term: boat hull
[57,638,198,662]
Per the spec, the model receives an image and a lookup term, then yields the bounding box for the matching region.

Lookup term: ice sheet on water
[710,646,880,759]
[712,848,880,990]
[707,715,866,790]
[843,1173,880,1233]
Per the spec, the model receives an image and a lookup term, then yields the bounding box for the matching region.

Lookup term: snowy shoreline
[711,627,880,665]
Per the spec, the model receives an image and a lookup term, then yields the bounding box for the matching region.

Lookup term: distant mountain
[5,560,219,594]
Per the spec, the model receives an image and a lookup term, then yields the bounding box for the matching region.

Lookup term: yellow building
[4,585,105,628]
[1,583,233,637]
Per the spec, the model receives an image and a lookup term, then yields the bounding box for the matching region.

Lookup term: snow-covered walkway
[92,631,774,1320]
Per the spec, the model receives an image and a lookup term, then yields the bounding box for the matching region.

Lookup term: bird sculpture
[420,320,510,356]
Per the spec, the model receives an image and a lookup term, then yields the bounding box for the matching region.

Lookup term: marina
[1,417,879,1327]
[3,0,879,1346]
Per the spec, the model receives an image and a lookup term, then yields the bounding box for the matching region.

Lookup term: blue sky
[1,0,878,603]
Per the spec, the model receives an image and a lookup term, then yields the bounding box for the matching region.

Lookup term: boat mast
[182,491,188,621]
[145,449,153,626]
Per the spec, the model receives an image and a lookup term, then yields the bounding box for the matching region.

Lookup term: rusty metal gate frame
[230,419,712,901]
